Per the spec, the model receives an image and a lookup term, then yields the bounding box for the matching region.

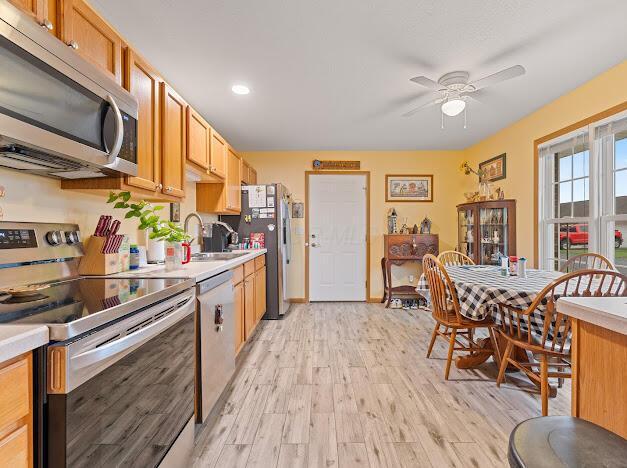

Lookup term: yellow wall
[462,60,627,265]
[242,151,465,299]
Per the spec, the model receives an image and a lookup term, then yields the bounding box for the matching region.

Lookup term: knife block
[78,236,120,276]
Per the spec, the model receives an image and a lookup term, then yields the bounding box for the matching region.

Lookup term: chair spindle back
[423,254,463,322]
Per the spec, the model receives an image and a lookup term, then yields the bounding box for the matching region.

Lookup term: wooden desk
[382,234,438,307]
[557,297,627,439]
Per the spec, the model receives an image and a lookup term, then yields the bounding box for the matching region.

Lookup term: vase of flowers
[460,161,491,200]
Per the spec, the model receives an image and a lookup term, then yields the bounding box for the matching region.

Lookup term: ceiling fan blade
[401,96,438,117]
[409,76,440,90]
[469,65,525,90]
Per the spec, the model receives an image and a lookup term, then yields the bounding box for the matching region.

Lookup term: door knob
[311,242,318,247]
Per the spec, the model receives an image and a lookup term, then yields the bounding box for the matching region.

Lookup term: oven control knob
[65,231,81,245]
[46,231,62,246]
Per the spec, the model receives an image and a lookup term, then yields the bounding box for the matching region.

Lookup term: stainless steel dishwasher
[196,270,235,423]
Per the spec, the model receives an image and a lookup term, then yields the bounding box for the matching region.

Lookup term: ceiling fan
[402,65,526,122]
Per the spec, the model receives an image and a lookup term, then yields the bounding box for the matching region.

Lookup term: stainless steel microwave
[0,2,138,179]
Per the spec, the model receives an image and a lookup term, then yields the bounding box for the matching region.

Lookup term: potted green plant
[107,191,192,270]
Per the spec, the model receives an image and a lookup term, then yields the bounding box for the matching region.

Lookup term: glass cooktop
[0,277,193,340]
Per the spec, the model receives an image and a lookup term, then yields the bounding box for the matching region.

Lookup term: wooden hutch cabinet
[457,199,516,265]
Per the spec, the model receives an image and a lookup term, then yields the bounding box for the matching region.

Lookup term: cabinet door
[160,82,186,198]
[8,0,47,24]
[233,281,244,354]
[240,160,250,184]
[186,106,210,171]
[61,0,123,84]
[243,276,255,339]
[209,130,227,179]
[124,50,161,193]
[226,148,241,211]
[254,266,266,322]
[249,167,257,185]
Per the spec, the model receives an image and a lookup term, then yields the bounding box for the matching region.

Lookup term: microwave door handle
[105,94,124,162]
[69,294,195,371]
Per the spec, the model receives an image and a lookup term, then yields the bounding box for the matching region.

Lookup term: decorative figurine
[412,224,419,234]
[387,208,398,234]
[420,216,432,234]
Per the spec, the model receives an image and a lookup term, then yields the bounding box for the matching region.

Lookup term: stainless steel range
[0,221,196,468]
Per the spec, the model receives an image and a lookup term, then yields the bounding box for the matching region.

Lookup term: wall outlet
[408,274,415,283]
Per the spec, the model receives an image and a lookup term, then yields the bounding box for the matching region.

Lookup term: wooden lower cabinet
[243,274,255,340]
[0,353,33,468]
[255,266,266,322]
[232,255,267,355]
[233,280,245,354]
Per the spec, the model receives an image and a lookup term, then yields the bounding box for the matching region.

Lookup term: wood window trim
[304,171,371,303]
[533,101,627,268]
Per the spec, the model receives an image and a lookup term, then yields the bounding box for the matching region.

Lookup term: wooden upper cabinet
[209,130,227,180]
[249,167,257,184]
[241,160,250,184]
[124,49,161,194]
[8,0,47,24]
[226,147,241,211]
[61,0,123,84]
[186,106,210,172]
[160,82,186,199]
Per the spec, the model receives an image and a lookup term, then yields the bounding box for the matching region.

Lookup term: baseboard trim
[367,297,383,303]
[289,298,308,303]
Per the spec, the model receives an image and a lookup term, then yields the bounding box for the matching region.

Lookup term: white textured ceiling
[92,0,627,151]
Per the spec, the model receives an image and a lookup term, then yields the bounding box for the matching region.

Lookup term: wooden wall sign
[312,159,360,170]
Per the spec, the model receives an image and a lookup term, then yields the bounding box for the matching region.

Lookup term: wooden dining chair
[495,269,626,416]
[423,254,496,380]
[437,250,475,266]
[559,253,615,273]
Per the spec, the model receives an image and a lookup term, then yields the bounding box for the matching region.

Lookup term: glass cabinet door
[458,208,475,261]
[479,207,509,265]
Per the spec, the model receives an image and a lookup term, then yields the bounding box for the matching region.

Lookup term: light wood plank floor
[192,302,570,468]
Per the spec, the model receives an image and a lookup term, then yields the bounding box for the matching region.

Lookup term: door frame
[305,171,371,302]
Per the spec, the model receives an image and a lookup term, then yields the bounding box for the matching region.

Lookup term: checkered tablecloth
[416,265,565,337]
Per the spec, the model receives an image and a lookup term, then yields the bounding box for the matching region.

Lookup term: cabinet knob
[67,40,79,50]
[165,186,172,192]
[157,183,163,190]
[41,19,53,30]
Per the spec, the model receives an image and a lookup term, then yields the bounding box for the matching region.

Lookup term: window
[539,130,591,270]
[539,111,627,274]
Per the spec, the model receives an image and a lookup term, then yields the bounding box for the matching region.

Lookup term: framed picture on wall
[385,174,433,202]
[479,153,506,182]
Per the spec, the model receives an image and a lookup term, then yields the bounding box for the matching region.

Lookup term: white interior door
[309,174,367,301]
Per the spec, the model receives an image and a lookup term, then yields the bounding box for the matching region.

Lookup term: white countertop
[556,297,627,335]
[0,325,49,363]
[111,249,267,283]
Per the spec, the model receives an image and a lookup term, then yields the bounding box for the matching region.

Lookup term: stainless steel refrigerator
[221,183,291,319]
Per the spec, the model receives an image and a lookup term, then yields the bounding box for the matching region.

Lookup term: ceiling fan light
[441,98,466,117]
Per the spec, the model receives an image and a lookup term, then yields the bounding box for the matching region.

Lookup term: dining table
[416,264,565,369]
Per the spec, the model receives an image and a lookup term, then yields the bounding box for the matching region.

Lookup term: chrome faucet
[184,212,208,241]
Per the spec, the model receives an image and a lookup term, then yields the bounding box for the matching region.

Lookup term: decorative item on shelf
[106,191,192,271]
[312,159,360,170]
[412,224,419,234]
[385,174,433,202]
[399,217,410,234]
[420,216,432,234]
[498,187,505,200]
[387,208,398,234]
[460,161,492,200]
[479,153,506,182]
[463,191,479,202]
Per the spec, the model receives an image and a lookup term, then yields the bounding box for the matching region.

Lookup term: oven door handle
[70,293,195,371]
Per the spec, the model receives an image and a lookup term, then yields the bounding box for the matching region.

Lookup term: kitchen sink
[191,252,248,262]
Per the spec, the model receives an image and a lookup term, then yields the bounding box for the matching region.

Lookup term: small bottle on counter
[129,244,140,270]
[518,257,527,278]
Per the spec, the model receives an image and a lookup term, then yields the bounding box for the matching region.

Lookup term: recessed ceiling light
[232,84,250,95]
